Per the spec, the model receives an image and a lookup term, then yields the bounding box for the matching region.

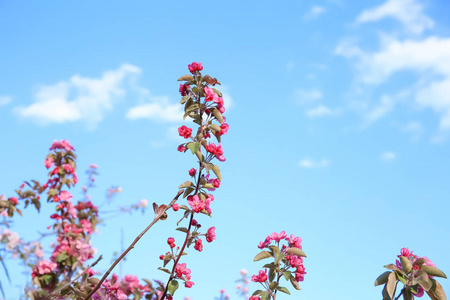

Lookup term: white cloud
[127,85,233,122]
[337,36,450,131]
[380,151,396,161]
[298,158,329,168]
[356,0,434,35]
[126,97,183,122]
[0,96,12,106]
[306,105,338,118]
[364,95,395,124]
[15,64,141,129]
[294,89,323,105]
[304,6,326,21]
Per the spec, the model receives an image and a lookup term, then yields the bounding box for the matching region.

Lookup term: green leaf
[260,291,269,300]
[195,150,204,162]
[211,108,224,124]
[157,267,171,274]
[269,281,279,290]
[180,95,190,105]
[186,142,200,154]
[269,245,280,257]
[400,256,412,274]
[375,271,392,286]
[253,251,273,262]
[212,165,222,181]
[177,75,194,82]
[205,163,214,174]
[283,271,291,281]
[286,247,306,257]
[426,278,447,300]
[413,258,427,268]
[176,227,188,233]
[210,124,221,132]
[168,280,179,296]
[183,187,194,198]
[203,183,215,189]
[385,272,397,300]
[178,181,194,189]
[384,264,406,276]
[263,263,277,269]
[252,290,263,296]
[289,276,301,290]
[275,253,285,264]
[421,265,447,279]
[276,286,291,295]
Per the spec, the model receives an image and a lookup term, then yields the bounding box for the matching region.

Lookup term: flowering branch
[84,189,183,300]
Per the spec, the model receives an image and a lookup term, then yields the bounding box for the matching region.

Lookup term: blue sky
[1,0,450,299]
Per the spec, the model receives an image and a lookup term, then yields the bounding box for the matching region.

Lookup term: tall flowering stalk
[157,62,227,299]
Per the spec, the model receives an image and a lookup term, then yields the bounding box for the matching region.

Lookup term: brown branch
[83,190,184,300]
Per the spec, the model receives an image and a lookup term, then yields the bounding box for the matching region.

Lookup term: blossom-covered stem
[161,163,203,300]
[84,190,183,300]
[160,212,194,300]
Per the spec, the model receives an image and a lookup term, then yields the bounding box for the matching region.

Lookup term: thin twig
[49,255,103,299]
[83,190,183,300]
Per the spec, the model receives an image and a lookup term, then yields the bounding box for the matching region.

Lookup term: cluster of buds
[251,231,307,300]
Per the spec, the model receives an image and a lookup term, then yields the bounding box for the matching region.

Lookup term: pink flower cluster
[94,273,150,300]
[178,125,193,139]
[49,139,75,152]
[205,142,226,162]
[31,260,57,278]
[251,269,268,283]
[175,263,194,288]
[188,62,203,74]
[255,231,306,283]
[395,247,436,297]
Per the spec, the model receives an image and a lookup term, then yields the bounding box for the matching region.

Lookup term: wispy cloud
[304,6,326,21]
[306,105,339,118]
[15,64,141,129]
[298,158,329,168]
[294,89,323,105]
[126,85,233,122]
[402,121,424,141]
[0,96,12,106]
[337,1,450,136]
[380,151,396,161]
[356,0,434,35]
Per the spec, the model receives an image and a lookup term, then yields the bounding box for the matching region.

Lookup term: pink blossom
[189,168,197,177]
[219,123,229,135]
[175,263,191,278]
[9,197,18,205]
[49,139,75,152]
[63,164,74,174]
[86,268,95,277]
[32,260,57,278]
[188,62,203,74]
[194,238,203,252]
[251,270,268,283]
[178,125,193,139]
[270,231,288,242]
[178,144,186,152]
[80,219,93,234]
[187,195,205,213]
[286,234,302,249]
[59,191,72,201]
[45,157,54,169]
[204,87,219,102]
[172,203,179,211]
[206,227,216,243]
[179,84,190,96]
